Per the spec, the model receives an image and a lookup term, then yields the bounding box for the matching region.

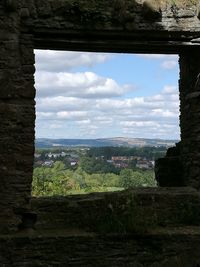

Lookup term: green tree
[119,169,156,188]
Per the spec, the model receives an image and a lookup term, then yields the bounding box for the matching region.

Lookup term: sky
[34,50,180,140]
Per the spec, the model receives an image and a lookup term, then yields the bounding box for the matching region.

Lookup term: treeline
[87,146,167,160]
[32,146,163,196]
[32,161,156,196]
[79,157,120,174]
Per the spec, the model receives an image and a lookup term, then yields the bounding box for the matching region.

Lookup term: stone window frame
[1,0,200,233]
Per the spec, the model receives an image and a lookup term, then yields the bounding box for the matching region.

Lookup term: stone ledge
[31,188,200,234]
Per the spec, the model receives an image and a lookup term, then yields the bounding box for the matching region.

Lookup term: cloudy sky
[34,50,180,140]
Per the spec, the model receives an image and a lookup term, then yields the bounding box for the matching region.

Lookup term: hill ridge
[36,137,179,148]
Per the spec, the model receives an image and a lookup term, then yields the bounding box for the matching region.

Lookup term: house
[136,160,154,170]
[70,161,78,166]
[34,153,41,159]
[42,160,54,167]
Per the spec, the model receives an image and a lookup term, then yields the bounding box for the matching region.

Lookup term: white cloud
[137,54,178,71]
[35,51,180,140]
[49,123,63,129]
[162,85,177,94]
[36,84,180,139]
[120,121,160,127]
[137,54,167,59]
[150,109,177,118]
[76,119,91,125]
[137,54,177,59]
[56,111,88,120]
[161,60,177,70]
[36,97,90,112]
[35,71,132,98]
[36,112,54,119]
[35,50,111,72]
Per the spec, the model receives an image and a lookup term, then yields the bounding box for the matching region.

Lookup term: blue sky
[75,54,178,97]
[34,50,180,140]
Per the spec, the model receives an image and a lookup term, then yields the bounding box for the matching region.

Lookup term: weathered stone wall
[0,2,35,233]
[180,51,200,189]
[0,0,200,232]
[1,0,200,265]
[31,188,200,232]
[21,0,200,53]
[1,230,200,266]
[1,188,200,266]
[155,142,184,187]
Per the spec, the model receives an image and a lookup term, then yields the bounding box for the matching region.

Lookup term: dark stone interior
[1,0,200,265]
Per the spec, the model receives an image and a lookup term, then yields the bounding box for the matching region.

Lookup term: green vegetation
[87,146,166,160]
[32,146,162,196]
[32,162,156,196]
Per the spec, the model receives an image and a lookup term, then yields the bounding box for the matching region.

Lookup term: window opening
[33,50,180,196]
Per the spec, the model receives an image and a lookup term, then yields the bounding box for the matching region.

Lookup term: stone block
[155,157,184,187]
[20,8,30,18]
[197,1,200,19]
[142,0,162,21]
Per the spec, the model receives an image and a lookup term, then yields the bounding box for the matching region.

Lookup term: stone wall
[21,0,200,53]
[0,0,200,233]
[31,188,200,232]
[155,142,184,187]
[1,1,200,265]
[1,230,200,266]
[1,188,200,266]
[0,2,35,233]
[179,52,200,189]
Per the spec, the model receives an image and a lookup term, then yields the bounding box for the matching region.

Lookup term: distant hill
[35,137,179,148]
